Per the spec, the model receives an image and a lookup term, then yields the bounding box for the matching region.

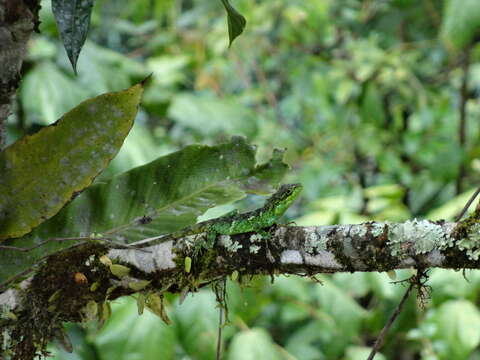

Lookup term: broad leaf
[94,298,176,360]
[428,300,480,358]
[220,0,247,47]
[228,328,282,360]
[168,93,257,137]
[345,347,386,360]
[313,278,367,339]
[0,137,288,286]
[0,82,144,241]
[21,61,90,125]
[171,291,218,359]
[52,0,94,74]
[72,41,148,95]
[285,322,326,360]
[441,0,480,50]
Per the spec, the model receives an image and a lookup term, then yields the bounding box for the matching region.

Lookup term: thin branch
[455,187,480,221]
[215,279,227,360]
[456,49,471,194]
[366,280,415,360]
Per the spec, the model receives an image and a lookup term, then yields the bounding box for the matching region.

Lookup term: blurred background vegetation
[7,0,480,358]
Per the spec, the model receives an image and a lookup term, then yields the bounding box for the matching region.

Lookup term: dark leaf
[220,0,246,47]
[51,0,94,74]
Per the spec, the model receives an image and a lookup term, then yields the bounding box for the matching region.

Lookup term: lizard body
[137,183,302,247]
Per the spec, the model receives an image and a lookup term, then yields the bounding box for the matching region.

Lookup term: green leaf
[0,137,288,285]
[284,322,325,360]
[441,0,480,50]
[225,278,270,323]
[270,276,311,303]
[228,328,282,360]
[94,297,176,360]
[427,269,474,301]
[220,0,247,47]
[313,278,367,339]
[427,188,477,221]
[248,149,290,193]
[52,0,94,74]
[109,264,131,278]
[146,55,190,87]
[301,278,366,358]
[72,41,148,95]
[360,83,385,125]
[21,62,90,125]
[0,82,144,241]
[428,300,480,358]
[345,346,386,360]
[99,122,165,179]
[128,280,151,291]
[168,93,257,137]
[48,324,97,360]
[332,273,370,298]
[171,291,218,359]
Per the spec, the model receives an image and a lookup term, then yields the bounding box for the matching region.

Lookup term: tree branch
[2,217,480,358]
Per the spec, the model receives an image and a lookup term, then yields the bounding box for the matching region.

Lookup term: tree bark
[0,0,39,149]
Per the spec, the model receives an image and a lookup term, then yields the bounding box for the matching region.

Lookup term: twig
[366,281,415,360]
[216,302,224,360]
[455,187,480,221]
[455,48,471,194]
[215,278,227,360]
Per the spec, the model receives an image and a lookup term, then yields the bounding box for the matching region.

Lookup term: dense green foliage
[6,0,480,359]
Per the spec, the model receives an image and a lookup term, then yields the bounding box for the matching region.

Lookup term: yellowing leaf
[83,300,98,322]
[0,82,144,241]
[99,255,113,267]
[109,264,131,278]
[137,293,146,315]
[128,280,151,291]
[146,293,171,324]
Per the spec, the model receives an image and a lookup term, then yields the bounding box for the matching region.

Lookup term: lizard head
[266,183,303,218]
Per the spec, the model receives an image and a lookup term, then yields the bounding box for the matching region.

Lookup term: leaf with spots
[0,137,289,286]
[52,0,94,74]
[0,82,144,241]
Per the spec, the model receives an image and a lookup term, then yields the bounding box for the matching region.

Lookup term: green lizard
[135,183,303,248]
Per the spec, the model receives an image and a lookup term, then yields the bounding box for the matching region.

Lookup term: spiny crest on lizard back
[264,183,303,217]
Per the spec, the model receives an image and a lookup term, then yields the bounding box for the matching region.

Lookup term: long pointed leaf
[0,82,144,241]
[52,0,94,74]
[220,0,247,47]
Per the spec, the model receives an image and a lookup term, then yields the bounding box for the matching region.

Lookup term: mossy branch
[2,216,480,358]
